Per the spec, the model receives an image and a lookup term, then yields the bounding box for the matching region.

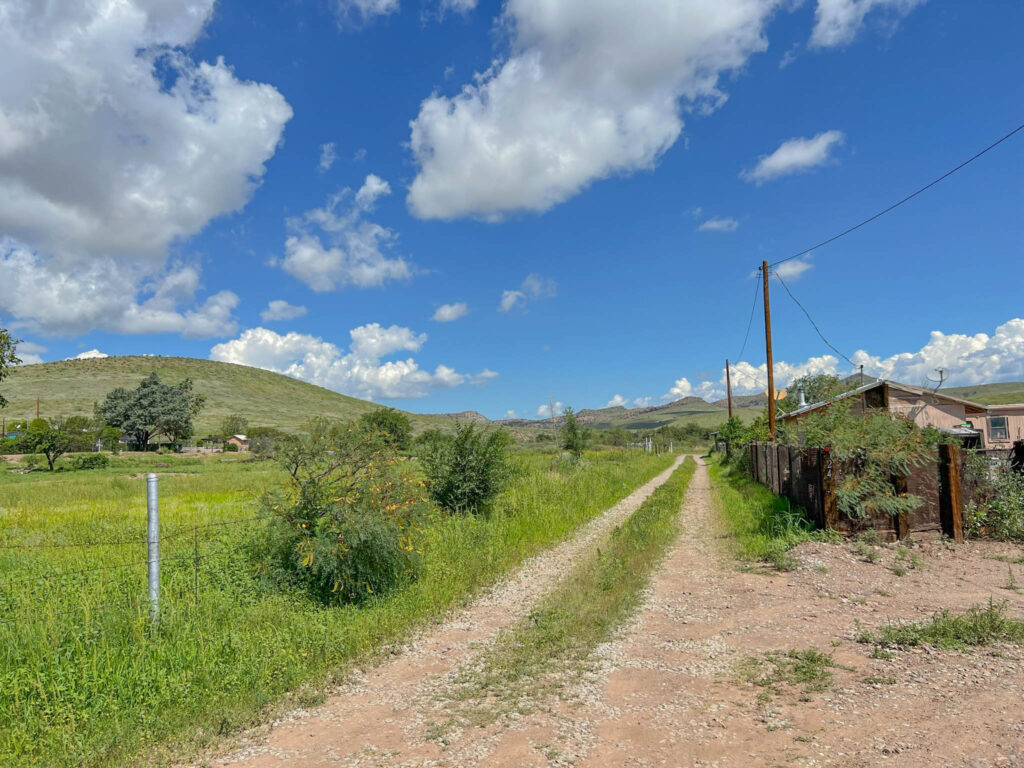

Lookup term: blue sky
[1,0,1022,419]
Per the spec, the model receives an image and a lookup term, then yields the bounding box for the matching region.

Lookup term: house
[780,380,988,445]
[226,434,249,451]
[965,404,1024,450]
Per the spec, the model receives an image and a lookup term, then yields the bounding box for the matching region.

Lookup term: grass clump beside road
[736,649,838,701]
[857,600,1024,652]
[0,448,672,767]
[439,457,697,729]
[707,457,827,571]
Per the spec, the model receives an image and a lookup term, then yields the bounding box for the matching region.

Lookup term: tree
[220,413,249,438]
[779,373,847,414]
[560,406,590,460]
[358,407,413,451]
[419,424,514,514]
[26,418,72,471]
[0,328,20,409]
[97,372,205,450]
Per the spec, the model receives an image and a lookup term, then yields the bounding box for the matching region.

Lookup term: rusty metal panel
[904,454,943,535]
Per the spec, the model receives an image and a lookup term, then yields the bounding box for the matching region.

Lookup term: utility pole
[762,261,776,442]
[36,396,40,419]
[726,359,734,420]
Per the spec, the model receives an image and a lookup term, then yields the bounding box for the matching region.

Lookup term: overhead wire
[770,121,1024,268]
[732,270,761,364]
[773,270,855,369]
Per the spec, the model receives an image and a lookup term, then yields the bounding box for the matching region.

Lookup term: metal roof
[780,379,989,421]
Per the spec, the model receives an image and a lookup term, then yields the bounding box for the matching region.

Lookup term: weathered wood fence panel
[745,442,963,541]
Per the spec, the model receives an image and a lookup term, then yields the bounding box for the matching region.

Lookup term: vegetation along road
[189,457,1024,768]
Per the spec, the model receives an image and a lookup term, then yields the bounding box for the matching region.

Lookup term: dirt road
[197,457,1024,768]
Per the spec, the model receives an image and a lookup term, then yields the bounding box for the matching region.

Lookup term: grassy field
[1,356,450,435]
[0,448,672,767]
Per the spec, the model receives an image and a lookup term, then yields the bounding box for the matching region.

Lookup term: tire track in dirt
[189,454,689,767]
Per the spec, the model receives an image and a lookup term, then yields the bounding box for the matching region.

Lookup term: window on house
[990,416,1009,441]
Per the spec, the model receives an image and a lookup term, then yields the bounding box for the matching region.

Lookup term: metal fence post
[147,473,160,623]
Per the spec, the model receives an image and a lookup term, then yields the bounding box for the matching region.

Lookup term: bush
[560,407,589,460]
[419,424,514,514]
[965,459,1024,541]
[70,453,110,470]
[224,442,239,452]
[253,418,429,605]
[359,407,413,451]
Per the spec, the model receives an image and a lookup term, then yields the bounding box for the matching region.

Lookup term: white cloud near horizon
[698,217,739,232]
[318,143,338,173]
[279,174,412,292]
[0,0,290,338]
[606,394,627,408]
[652,317,1024,405]
[71,349,109,360]
[432,302,469,322]
[261,300,308,322]
[536,401,565,418]
[210,323,495,401]
[499,274,557,312]
[14,341,46,365]
[407,0,781,220]
[810,0,925,48]
[741,130,845,184]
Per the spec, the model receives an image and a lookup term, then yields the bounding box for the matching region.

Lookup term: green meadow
[0,448,672,767]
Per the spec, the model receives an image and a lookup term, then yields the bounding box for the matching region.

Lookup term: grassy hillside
[945,382,1024,405]
[1,356,446,435]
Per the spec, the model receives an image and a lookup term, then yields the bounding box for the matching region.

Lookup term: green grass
[857,600,1024,652]
[707,458,827,571]
[736,649,837,699]
[438,457,697,729]
[0,448,673,766]
[2,356,451,435]
[944,381,1024,405]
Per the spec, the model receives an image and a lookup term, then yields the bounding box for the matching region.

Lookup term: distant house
[226,434,249,451]
[781,380,988,446]
[966,404,1024,450]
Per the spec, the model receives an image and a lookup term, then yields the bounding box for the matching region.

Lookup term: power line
[773,270,855,368]
[770,121,1024,268]
[733,272,761,364]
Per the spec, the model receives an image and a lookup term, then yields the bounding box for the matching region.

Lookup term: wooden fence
[746,442,964,541]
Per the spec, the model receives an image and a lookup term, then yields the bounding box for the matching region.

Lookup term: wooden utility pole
[725,359,734,419]
[36,396,40,419]
[762,261,776,442]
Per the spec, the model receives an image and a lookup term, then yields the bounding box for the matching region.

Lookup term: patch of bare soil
[184,455,689,768]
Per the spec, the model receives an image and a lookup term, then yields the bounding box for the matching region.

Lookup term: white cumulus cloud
[210,323,495,401]
[432,302,469,322]
[440,0,477,13]
[698,217,739,232]
[605,394,628,408]
[536,401,565,418]
[810,0,925,48]
[261,300,307,322]
[499,274,557,312]
[335,0,400,26]
[0,0,290,337]
[407,0,780,220]
[279,175,412,292]
[71,349,109,360]
[14,341,46,365]
[774,258,814,281]
[741,130,845,184]
[318,142,338,173]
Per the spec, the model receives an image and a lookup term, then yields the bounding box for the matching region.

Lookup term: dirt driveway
[195,458,1024,768]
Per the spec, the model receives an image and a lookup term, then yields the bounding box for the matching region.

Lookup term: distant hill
[944,382,1024,405]
[1,356,449,435]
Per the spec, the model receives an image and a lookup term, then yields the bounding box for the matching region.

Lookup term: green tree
[97,372,205,450]
[560,406,590,460]
[220,413,250,438]
[779,373,847,414]
[0,328,20,409]
[419,424,514,514]
[358,407,413,451]
[26,418,72,471]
